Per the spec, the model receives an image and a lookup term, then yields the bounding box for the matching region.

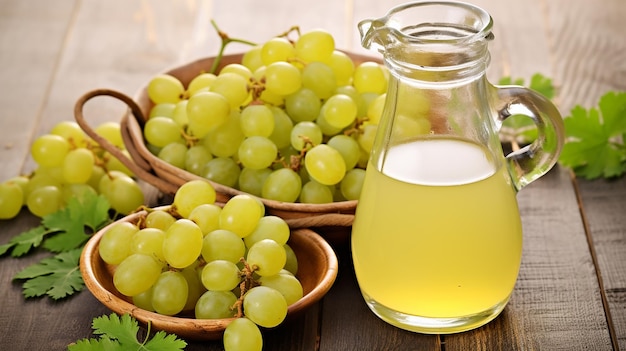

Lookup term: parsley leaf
[558,91,626,179]
[13,248,85,299]
[42,194,111,252]
[67,313,187,351]
[0,226,51,257]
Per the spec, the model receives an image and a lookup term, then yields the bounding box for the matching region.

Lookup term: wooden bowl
[74,52,383,242]
[79,209,339,340]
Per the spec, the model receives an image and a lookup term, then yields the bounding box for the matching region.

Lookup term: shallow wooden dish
[79,209,339,340]
[74,52,383,242]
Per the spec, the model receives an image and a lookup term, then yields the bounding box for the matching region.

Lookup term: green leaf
[68,313,187,351]
[0,226,53,257]
[559,91,626,179]
[13,248,85,299]
[42,194,111,252]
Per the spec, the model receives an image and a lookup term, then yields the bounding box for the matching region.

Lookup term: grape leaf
[13,248,85,299]
[559,91,626,179]
[67,313,187,351]
[42,194,111,252]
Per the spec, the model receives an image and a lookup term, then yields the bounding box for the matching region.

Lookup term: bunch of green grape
[99,180,303,351]
[0,121,144,220]
[143,28,390,204]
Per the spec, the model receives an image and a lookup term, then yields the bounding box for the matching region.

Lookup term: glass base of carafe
[362,292,510,334]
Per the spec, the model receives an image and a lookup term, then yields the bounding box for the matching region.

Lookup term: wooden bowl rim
[79,208,339,340]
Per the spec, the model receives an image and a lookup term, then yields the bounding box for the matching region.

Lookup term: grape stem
[209,20,257,74]
[232,258,260,318]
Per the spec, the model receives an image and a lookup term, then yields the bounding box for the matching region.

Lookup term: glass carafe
[351,1,564,334]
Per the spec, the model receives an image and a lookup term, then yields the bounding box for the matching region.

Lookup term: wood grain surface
[0,0,624,350]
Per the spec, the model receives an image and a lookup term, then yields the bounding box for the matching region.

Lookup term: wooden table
[1,0,625,350]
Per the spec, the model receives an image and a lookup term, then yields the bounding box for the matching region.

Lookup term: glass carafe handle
[493,86,565,191]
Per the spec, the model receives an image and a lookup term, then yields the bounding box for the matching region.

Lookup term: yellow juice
[352,137,522,320]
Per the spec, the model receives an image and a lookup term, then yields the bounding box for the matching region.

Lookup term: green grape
[0,181,24,219]
[202,157,241,188]
[147,74,185,104]
[243,215,290,247]
[151,270,189,316]
[285,88,321,122]
[31,134,70,168]
[334,85,361,107]
[295,29,335,63]
[366,93,386,125]
[187,72,217,96]
[144,209,176,231]
[210,72,250,109]
[240,104,274,137]
[220,63,253,80]
[238,136,277,170]
[238,167,272,197]
[262,168,301,202]
[181,263,206,311]
[143,116,183,148]
[340,168,366,200]
[99,172,144,215]
[353,61,388,94]
[264,61,301,96]
[392,114,432,140]
[132,287,155,312]
[241,45,264,72]
[300,180,334,204]
[172,100,189,126]
[157,142,187,169]
[50,121,87,147]
[327,134,360,170]
[247,239,286,277]
[290,121,322,151]
[302,61,337,100]
[149,102,176,119]
[188,203,222,235]
[172,179,216,218]
[201,228,245,263]
[187,91,231,139]
[304,144,346,185]
[261,37,295,65]
[195,290,237,319]
[86,165,105,192]
[113,253,162,296]
[357,146,370,169]
[163,218,204,268]
[327,50,355,86]
[223,318,263,351]
[62,148,94,184]
[219,194,264,238]
[130,227,166,262]
[5,175,29,203]
[268,106,294,149]
[258,273,303,305]
[185,145,212,176]
[283,244,298,275]
[322,94,358,129]
[99,221,138,265]
[61,183,97,205]
[205,111,245,158]
[359,92,381,119]
[357,124,378,153]
[201,260,242,291]
[243,285,288,327]
[26,185,62,217]
[95,122,125,149]
[29,167,63,188]
[315,111,343,136]
[104,150,134,177]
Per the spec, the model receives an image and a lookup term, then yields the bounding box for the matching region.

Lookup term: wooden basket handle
[74,89,179,195]
[285,213,355,228]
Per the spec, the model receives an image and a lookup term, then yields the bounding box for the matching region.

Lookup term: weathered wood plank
[576,177,626,351]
